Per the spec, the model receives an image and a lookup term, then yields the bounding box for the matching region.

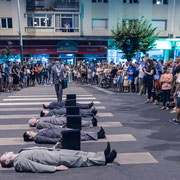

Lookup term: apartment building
[0,0,179,63]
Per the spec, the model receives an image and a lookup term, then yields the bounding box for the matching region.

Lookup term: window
[153,0,168,5]
[92,0,108,3]
[151,20,167,30]
[123,0,138,3]
[55,14,80,32]
[123,19,137,25]
[92,19,108,30]
[27,14,52,27]
[0,18,12,29]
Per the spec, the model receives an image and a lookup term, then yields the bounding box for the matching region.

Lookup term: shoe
[104,142,111,157]
[40,111,45,117]
[105,149,117,164]
[91,117,97,127]
[145,99,150,104]
[97,126,105,139]
[170,119,180,125]
[92,108,97,116]
[43,104,47,109]
[89,102,94,109]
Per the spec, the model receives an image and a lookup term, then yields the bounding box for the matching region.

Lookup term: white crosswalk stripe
[0,134,136,146]
[0,122,122,130]
[0,113,113,119]
[3,97,96,101]
[0,106,106,112]
[8,95,93,98]
[0,101,101,106]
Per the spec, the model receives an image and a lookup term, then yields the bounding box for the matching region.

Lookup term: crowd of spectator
[68,54,180,124]
[0,61,51,93]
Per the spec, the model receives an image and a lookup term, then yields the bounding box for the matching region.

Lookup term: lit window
[152,0,168,5]
[27,14,52,27]
[92,19,108,30]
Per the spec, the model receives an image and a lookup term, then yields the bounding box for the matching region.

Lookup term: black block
[67,115,82,130]
[66,106,80,115]
[65,99,76,107]
[61,129,81,150]
[67,94,76,100]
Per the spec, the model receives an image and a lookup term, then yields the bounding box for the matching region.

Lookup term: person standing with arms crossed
[51,60,66,102]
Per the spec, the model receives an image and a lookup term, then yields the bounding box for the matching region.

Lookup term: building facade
[0,0,180,63]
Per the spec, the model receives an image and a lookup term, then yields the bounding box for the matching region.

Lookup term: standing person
[12,61,20,91]
[87,66,92,84]
[160,67,173,110]
[51,60,66,102]
[143,59,155,103]
[42,64,48,85]
[127,63,134,93]
[138,60,145,95]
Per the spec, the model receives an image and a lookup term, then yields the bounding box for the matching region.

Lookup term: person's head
[23,131,36,141]
[55,60,60,66]
[0,152,15,168]
[153,59,158,66]
[28,118,37,127]
[145,53,149,61]
[147,59,154,67]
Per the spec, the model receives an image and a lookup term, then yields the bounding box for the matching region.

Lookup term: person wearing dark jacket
[23,126,105,144]
[28,116,97,129]
[40,108,97,118]
[0,143,117,173]
[43,101,94,110]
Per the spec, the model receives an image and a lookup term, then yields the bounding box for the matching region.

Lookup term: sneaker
[105,149,117,164]
[145,99,150,104]
[170,119,180,125]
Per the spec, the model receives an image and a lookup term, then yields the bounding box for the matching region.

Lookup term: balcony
[26,0,45,10]
[26,0,80,12]
[53,1,80,12]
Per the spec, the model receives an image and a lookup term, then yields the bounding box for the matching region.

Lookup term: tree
[111,17,159,61]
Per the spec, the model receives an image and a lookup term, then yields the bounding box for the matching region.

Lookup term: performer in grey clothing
[43,101,94,110]
[51,61,66,102]
[40,108,97,118]
[23,126,105,144]
[0,143,117,173]
[28,116,97,129]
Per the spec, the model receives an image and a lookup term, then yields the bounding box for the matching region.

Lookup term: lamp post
[17,0,24,65]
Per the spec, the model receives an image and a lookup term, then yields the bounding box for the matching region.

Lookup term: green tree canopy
[111,18,159,61]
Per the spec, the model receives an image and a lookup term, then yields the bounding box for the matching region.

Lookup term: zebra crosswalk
[0,84,158,171]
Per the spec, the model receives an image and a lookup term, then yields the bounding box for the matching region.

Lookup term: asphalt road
[0,83,179,180]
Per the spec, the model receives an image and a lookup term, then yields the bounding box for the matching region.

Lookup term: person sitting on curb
[0,143,117,173]
[43,101,94,110]
[28,116,97,129]
[23,126,106,144]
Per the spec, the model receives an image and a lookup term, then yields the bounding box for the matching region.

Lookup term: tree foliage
[111,17,159,61]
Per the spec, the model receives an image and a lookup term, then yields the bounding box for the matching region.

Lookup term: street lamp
[17,0,24,65]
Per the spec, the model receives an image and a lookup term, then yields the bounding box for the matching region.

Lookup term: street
[0,83,180,180]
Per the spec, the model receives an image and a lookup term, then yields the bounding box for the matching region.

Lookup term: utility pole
[17,0,24,65]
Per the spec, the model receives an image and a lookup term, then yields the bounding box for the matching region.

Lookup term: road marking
[0,112,111,119]
[8,95,93,98]
[0,152,158,171]
[3,97,96,101]
[98,122,122,127]
[0,134,136,146]
[115,152,158,164]
[83,134,136,143]
[89,85,115,95]
[0,121,121,130]
[97,113,113,117]
[0,106,106,112]
[0,101,101,106]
